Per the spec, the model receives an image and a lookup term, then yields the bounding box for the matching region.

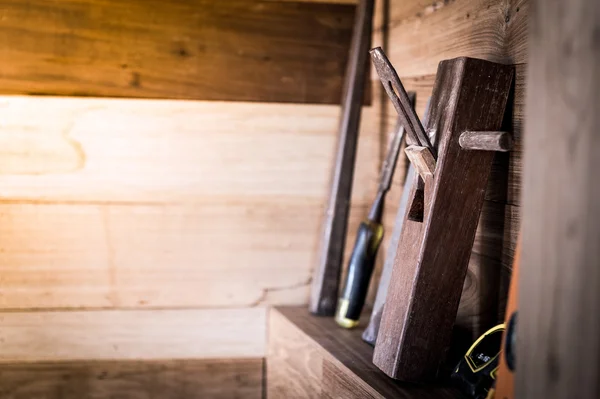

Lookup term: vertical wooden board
[0,308,266,362]
[0,97,377,204]
[0,0,357,104]
[0,359,262,399]
[0,202,366,309]
[387,0,528,77]
[518,0,600,398]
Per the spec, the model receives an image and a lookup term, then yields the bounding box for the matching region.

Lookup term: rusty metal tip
[369,47,385,59]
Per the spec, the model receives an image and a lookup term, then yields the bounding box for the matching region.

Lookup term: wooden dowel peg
[404,145,436,179]
[459,131,512,152]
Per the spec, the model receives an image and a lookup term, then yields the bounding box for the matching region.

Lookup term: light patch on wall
[0,98,86,175]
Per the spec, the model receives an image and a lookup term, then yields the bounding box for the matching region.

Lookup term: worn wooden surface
[385,0,528,77]
[0,308,265,361]
[373,58,513,382]
[372,1,529,344]
[268,306,463,399]
[0,359,262,399]
[404,145,436,179]
[0,0,360,104]
[386,64,525,207]
[517,0,600,398]
[459,131,512,152]
[310,0,375,316]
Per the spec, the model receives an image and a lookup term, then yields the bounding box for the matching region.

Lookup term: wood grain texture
[404,145,436,178]
[374,65,525,341]
[0,359,262,399]
[0,308,265,361]
[310,0,375,316]
[383,64,525,207]
[386,0,528,77]
[459,131,512,152]
[0,202,369,309]
[0,0,358,104]
[517,0,600,398]
[268,307,463,399]
[0,95,380,310]
[0,97,378,204]
[268,308,322,398]
[373,58,513,382]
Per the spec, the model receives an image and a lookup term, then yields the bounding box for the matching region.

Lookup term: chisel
[335,93,415,329]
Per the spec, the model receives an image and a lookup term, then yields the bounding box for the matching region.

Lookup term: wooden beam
[0,359,262,399]
[0,308,265,361]
[0,0,358,104]
[517,0,600,397]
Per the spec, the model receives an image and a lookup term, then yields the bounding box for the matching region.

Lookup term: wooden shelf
[267,306,465,399]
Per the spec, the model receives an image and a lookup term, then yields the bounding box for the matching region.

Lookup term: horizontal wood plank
[0,358,262,399]
[0,308,265,361]
[386,0,528,77]
[0,201,366,309]
[0,96,378,204]
[0,0,357,104]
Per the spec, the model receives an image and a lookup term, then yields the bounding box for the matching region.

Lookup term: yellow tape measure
[451,324,505,399]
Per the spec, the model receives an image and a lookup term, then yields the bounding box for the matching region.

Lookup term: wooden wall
[0,0,358,104]
[0,0,527,396]
[0,0,369,397]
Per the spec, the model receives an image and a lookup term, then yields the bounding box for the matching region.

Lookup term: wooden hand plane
[369,48,514,383]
